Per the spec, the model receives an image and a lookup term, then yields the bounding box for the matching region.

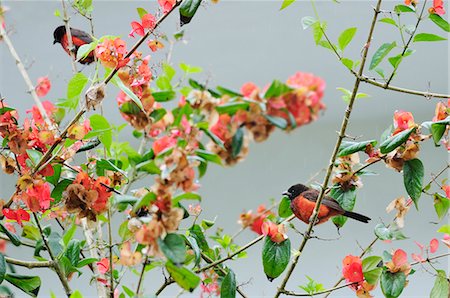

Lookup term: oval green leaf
[158,234,187,265]
[262,237,290,281]
[379,127,415,154]
[380,270,406,298]
[403,158,424,209]
[220,269,236,298]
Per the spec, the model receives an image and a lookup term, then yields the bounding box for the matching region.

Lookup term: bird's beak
[282,191,290,197]
[53,40,58,45]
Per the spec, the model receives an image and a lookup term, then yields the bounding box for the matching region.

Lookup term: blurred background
[0,0,448,297]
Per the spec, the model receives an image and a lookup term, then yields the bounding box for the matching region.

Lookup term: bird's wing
[70,28,93,44]
[301,190,345,212]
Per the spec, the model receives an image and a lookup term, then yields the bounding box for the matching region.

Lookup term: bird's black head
[53,25,66,44]
[282,184,310,200]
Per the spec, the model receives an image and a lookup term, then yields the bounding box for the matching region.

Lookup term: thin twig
[274,2,383,297]
[33,213,72,296]
[384,0,427,86]
[136,254,149,295]
[0,25,55,129]
[280,282,358,297]
[5,256,52,269]
[61,0,78,73]
[107,208,114,298]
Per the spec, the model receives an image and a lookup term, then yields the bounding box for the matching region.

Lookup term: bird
[53,25,94,64]
[282,183,370,225]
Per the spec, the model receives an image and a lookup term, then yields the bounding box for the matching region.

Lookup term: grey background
[0,1,449,297]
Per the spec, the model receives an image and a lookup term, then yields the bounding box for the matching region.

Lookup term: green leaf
[264,115,288,129]
[76,257,97,268]
[172,192,201,205]
[430,118,450,145]
[66,73,88,110]
[341,58,354,70]
[165,261,200,291]
[434,193,449,220]
[179,63,203,74]
[438,224,450,234]
[216,86,242,97]
[179,0,202,26]
[136,7,148,19]
[221,269,236,298]
[280,0,296,10]
[0,107,15,115]
[0,254,5,284]
[62,223,77,247]
[362,256,382,285]
[380,270,406,298]
[338,27,357,51]
[394,5,415,13]
[65,239,81,267]
[231,127,244,158]
[0,223,21,246]
[278,197,293,218]
[132,192,157,214]
[158,234,186,265]
[5,274,41,297]
[70,290,83,298]
[185,235,201,267]
[431,270,449,298]
[25,149,42,166]
[188,225,209,251]
[262,237,290,281]
[429,14,450,32]
[196,149,222,165]
[301,16,317,30]
[311,21,325,45]
[379,127,415,154]
[153,91,176,102]
[338,140,377,157]
[403,159,424,209]
[263,80,293,98]
[48,232,63,257]
[369,42,396,70]
[216,102,249,115]
[336,87,352,103]
[379,18,398,27]
[51,179,73,203]
[87,114,112,150]
[413,33,447,42]
[330,185,356,228]
[113,76,144,111]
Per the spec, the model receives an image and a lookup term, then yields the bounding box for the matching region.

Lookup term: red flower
[97,257,110,274]
[25,181,53,211]
[443,185,450,199]
[153,135,177,155]
[2,208,30,227]
[342,255,364,284]
[433,101,448,121]
[129,22,145,37]
[240,82,259,98]
[393,110,415,135]
[158,0,176,13]
[95,38,130,69]
[35,77,51,97]
[261,221,288,243]
[27,100,56,126]
[142,14,156,29]
[210,114,232,142]
[429,0,446,15]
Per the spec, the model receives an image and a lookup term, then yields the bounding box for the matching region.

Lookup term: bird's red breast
[290,195,341,225]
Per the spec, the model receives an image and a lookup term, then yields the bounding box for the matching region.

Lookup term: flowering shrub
[0,0,448,297]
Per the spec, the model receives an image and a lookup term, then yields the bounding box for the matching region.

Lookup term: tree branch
[0,25,55,129]
[273,2,383,297]
[32,213,72,296]
[61,0,78,73]
[5,256,52,269]
[279,282,358,297]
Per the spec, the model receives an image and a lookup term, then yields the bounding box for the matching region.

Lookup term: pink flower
[152,135,177,155]
[158,0,176,13]
[27,100,56,126]
[430,238,439,253]
[97,257,110,274]
[442,185,450,199]
[392,249,408,267]
[430,0,446,15]
[142,14,156,29]
[240,82,259,98]
[25,181,54,211]
[393,110,415,135]
[129,22,145,37]
[261,221,288,243]
[35,77,51,97]
[442,234,450,248]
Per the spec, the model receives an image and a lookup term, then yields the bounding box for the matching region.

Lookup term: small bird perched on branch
[283,183,371,225]
[53,25,94,64]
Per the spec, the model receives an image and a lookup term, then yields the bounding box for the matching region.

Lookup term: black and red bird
[53,25,94,64]
[283,183,370,225]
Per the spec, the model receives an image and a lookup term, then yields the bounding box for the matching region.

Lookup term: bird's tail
[343,211,371,223]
